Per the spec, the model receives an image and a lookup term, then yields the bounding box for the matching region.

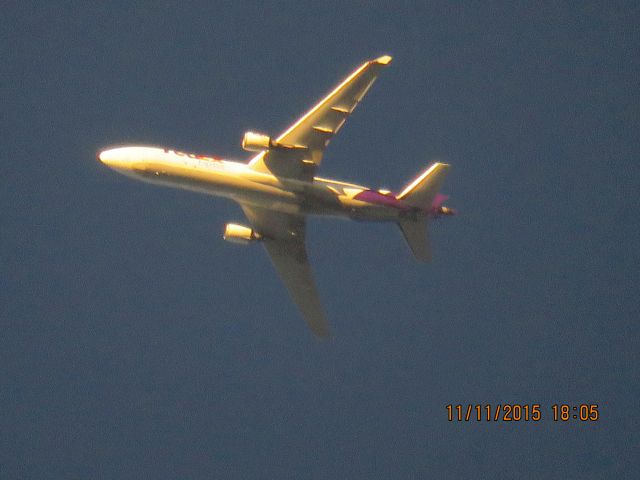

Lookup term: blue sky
[2,2,638,478]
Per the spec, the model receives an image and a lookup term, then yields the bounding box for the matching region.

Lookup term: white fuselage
[99,146,405,221]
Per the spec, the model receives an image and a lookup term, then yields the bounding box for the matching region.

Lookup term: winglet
[375,55,393,65]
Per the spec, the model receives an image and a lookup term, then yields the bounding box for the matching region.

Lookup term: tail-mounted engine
[437,206,456,216]
[223,223,262,245]
[241,131,308,152]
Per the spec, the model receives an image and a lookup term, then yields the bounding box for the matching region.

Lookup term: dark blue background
[2,1,638,478]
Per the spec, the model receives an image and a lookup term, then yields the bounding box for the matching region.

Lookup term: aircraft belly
[297,198,400,222]
[349,205,401,222]
[127,161,401,221]
[132,164,302,213]
[336,196,402,222]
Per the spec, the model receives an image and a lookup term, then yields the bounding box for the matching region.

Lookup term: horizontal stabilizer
[398,218,431,262]
[398,163,450,209]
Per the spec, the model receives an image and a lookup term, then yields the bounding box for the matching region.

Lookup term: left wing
[248,55,392,179]
[240,205,330,338]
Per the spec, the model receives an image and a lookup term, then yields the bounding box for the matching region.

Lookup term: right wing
[240,204,330,338]
[248,55,393,180]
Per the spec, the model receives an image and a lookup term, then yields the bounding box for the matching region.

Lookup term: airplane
[98,55,454,338]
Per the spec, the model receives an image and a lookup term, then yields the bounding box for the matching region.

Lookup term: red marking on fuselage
[164,148,222,162]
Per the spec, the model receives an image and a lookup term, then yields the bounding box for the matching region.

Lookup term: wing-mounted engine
[241,131,308,153]
[223,223,262,245]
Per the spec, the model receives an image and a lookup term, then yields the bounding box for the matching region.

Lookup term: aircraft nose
[98,148,138,171]
[98,148,121,166]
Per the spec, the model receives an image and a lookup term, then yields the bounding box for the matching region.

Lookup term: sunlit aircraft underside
[99,55,454,338]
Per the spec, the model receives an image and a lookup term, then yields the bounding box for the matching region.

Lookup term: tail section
[396,162,451,262]
[398,218,431,262]
[397,162,450,209]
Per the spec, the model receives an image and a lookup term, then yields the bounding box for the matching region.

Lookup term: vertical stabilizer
[398,218,431,262]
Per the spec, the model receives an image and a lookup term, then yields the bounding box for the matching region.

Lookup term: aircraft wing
[240,204,330,338]
[248,55,392,179]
